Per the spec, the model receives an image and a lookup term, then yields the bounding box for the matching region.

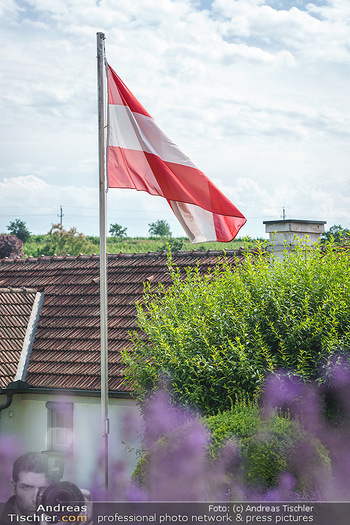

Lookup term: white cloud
[0,175,96,234]
[0,0,349,240]
[213,0,350,64]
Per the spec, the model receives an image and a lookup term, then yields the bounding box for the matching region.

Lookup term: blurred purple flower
[0,435,22,500]
[142,390,209,501]
[87,359,350,502]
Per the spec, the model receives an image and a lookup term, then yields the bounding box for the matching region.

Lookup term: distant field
[105,236,249,253]
[22,234,263,257]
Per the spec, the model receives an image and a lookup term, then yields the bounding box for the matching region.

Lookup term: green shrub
[132,399,331,496]
[32,224,96,256]
[203,401,331,493]
[132,451,150,488]
[122,241,350,415]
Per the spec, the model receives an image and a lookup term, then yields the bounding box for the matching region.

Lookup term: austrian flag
[107,64,246,243]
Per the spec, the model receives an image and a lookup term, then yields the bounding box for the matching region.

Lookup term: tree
[122,241,350,415]
[109,223,127,238]
[0,235,23,258]
[148,219,172,237]
[321,225,350,244]
[7,219,31,243]
[39,224,96,256]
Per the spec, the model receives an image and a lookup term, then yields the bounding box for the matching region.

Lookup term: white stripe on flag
[169,201,217,243]
[109,105,196,167]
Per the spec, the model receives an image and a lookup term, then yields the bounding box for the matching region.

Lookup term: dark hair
[12,452,49,483]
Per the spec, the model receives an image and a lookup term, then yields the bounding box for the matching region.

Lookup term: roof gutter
[0,380,30,417]
[1,384,135,401]
[25,387,135,399]
[0,392,14,413]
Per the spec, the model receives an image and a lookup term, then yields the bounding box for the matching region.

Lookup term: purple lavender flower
[90,359,350,503]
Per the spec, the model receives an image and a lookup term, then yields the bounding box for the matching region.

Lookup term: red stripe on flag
[108,67,152,118]
[213,212,244,242]
[109,146,245,219]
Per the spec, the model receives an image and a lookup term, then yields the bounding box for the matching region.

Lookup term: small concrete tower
[263,219,327,259]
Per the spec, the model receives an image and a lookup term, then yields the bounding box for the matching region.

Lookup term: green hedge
[123,242,350,415]
[203,400,331,494]
[132,400,331,497]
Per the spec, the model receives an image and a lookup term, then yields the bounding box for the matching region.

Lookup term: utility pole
[57,205,64,226]
[282,207,286,220]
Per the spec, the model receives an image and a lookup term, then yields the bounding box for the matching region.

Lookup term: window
[46,401,73,452]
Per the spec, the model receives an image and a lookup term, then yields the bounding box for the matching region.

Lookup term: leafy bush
[0,234,23,258]
[132,395,331,498]
[83,365,350,501]
[37,224,96,256]
[157,238,184,252]
[122,241,350,415]
[203,400,331,494]
[86,236,100,246]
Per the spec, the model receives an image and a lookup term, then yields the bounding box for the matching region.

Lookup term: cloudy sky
[0,0,349,240]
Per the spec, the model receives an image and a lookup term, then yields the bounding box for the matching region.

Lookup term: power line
[0,214,56,217]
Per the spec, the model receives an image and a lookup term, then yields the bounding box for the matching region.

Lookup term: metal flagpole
[97,31,109,489]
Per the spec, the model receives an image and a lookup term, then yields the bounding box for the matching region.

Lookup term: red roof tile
[0,250,242,393]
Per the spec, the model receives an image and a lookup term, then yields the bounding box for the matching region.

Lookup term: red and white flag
[107,64,246,243]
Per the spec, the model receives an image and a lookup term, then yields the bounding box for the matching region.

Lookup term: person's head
[11,452,50,516]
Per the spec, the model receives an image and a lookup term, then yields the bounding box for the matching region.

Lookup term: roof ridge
[0,249,242,265]
[0,287,39,293]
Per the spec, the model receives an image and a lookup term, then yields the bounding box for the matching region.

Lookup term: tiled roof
[0,250,243,393]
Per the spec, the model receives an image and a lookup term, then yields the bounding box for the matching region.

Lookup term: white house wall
[0,392,141,494]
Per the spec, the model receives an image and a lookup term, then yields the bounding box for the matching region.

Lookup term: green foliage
[148,219,172,237]
[86,236,100,246]
[22,234,254,257]
[7,219,31,243]
[203,401,331,493]
[104,235,254,254]
[109,223,128,238]
[132,400,330,495]
[204,399,260,457]
[122,241,350,415]
[158,238,184,252]
[36,224,96,256]
[321,225,350,244]
[132,451,150,488]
